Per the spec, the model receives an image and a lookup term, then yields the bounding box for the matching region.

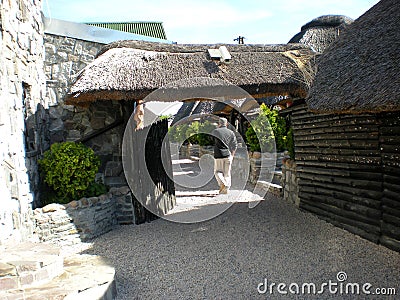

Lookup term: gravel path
[85,194,400,299]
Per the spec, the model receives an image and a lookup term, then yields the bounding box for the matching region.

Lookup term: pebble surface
[85,194,400,299]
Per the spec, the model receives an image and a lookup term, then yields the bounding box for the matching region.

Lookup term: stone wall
[33,187,134,245]
[44,34,104,111]
[112,187,136,225]
[44,33,129,188]
[33,204,81,247]
[0,0,47,244]
[249,152,276,185]
[281,158,299,206]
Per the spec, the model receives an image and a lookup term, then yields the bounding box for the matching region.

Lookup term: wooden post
[134,100,144,130]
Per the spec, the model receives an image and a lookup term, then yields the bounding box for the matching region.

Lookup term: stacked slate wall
[290,103,400,251]
[281,159,299,206]
[33,186,135,245]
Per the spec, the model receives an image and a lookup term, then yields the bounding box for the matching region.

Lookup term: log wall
[379,112,400,251]
[290,103,400,251]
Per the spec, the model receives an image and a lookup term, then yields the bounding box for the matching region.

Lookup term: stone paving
[0,243,116,300]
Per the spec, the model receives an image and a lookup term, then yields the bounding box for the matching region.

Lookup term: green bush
[195,121,215,146]
[168,123,189,143]
[159,114,172,121]
[245,125,264,152]
[169,120,215,146]
[245,104,287,152]
[84,180,108,198]
[185,121,200,144]
[39,142,102,202]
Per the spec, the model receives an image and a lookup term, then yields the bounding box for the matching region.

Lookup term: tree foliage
[245,104,287,152]
[169,120,215,146]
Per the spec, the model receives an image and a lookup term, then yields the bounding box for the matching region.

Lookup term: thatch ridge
[96,40,310,57]
[289,15,353,53]
[67,42,315,105]
[307,0,400,114]
[300,15,353,32]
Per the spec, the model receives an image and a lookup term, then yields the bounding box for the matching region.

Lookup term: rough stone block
[67,54,79,62]
[0,277,18,290]
[45,43,56,55]
[34,268,49,282]
[90,117,105,130]
[108,187,120,195]
[104,161,122,177]
[8,261,41,273]
[0,290,25,300]
[89,197,98,205]
[19,272,34,286]
[117,216,134,225]
[119,186,131,194]
[57,51,68,61]
[66,130,81,141]
[80,198,89,207]
[42,203,65,213]
[0,263,17,277]
[49,131,64,144]
[67,200,79,209]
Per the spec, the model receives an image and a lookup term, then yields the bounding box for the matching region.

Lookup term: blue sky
[42,0,379,44]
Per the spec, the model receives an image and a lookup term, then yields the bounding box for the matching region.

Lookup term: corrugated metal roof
[44,18,172,45]
[86,22,167,40]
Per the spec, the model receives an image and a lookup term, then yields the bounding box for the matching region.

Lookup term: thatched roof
[289,15,353,53]
[307,0,400,114]
[66,41,315,105]
[171,101,214,125]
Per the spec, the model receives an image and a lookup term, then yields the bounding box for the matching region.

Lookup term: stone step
[0,243,116,300]
[272,169,282,185]
[0,243,64,291]
[104,176,127,187]
[255,180,282,196]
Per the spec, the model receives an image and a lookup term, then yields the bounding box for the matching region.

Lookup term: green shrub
[39,142,102,202]
[159,114,172,121]
[245,104,287,152]
[245,125,263,152]
[196,121,215,146]
[185,121,200,144]
[169,123,189,143]
[84,180,108,197]
[169,120,215,146]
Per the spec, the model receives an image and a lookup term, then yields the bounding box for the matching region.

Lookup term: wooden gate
[123,119,176,224]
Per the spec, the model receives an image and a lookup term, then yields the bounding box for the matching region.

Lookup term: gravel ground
[84,193,400,300]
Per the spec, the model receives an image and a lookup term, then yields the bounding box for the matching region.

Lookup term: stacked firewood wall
[379,112,400,251]
[291,103,384,243]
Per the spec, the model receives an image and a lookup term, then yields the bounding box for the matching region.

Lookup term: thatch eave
[66,82,307,106]
[66,41,314,106]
